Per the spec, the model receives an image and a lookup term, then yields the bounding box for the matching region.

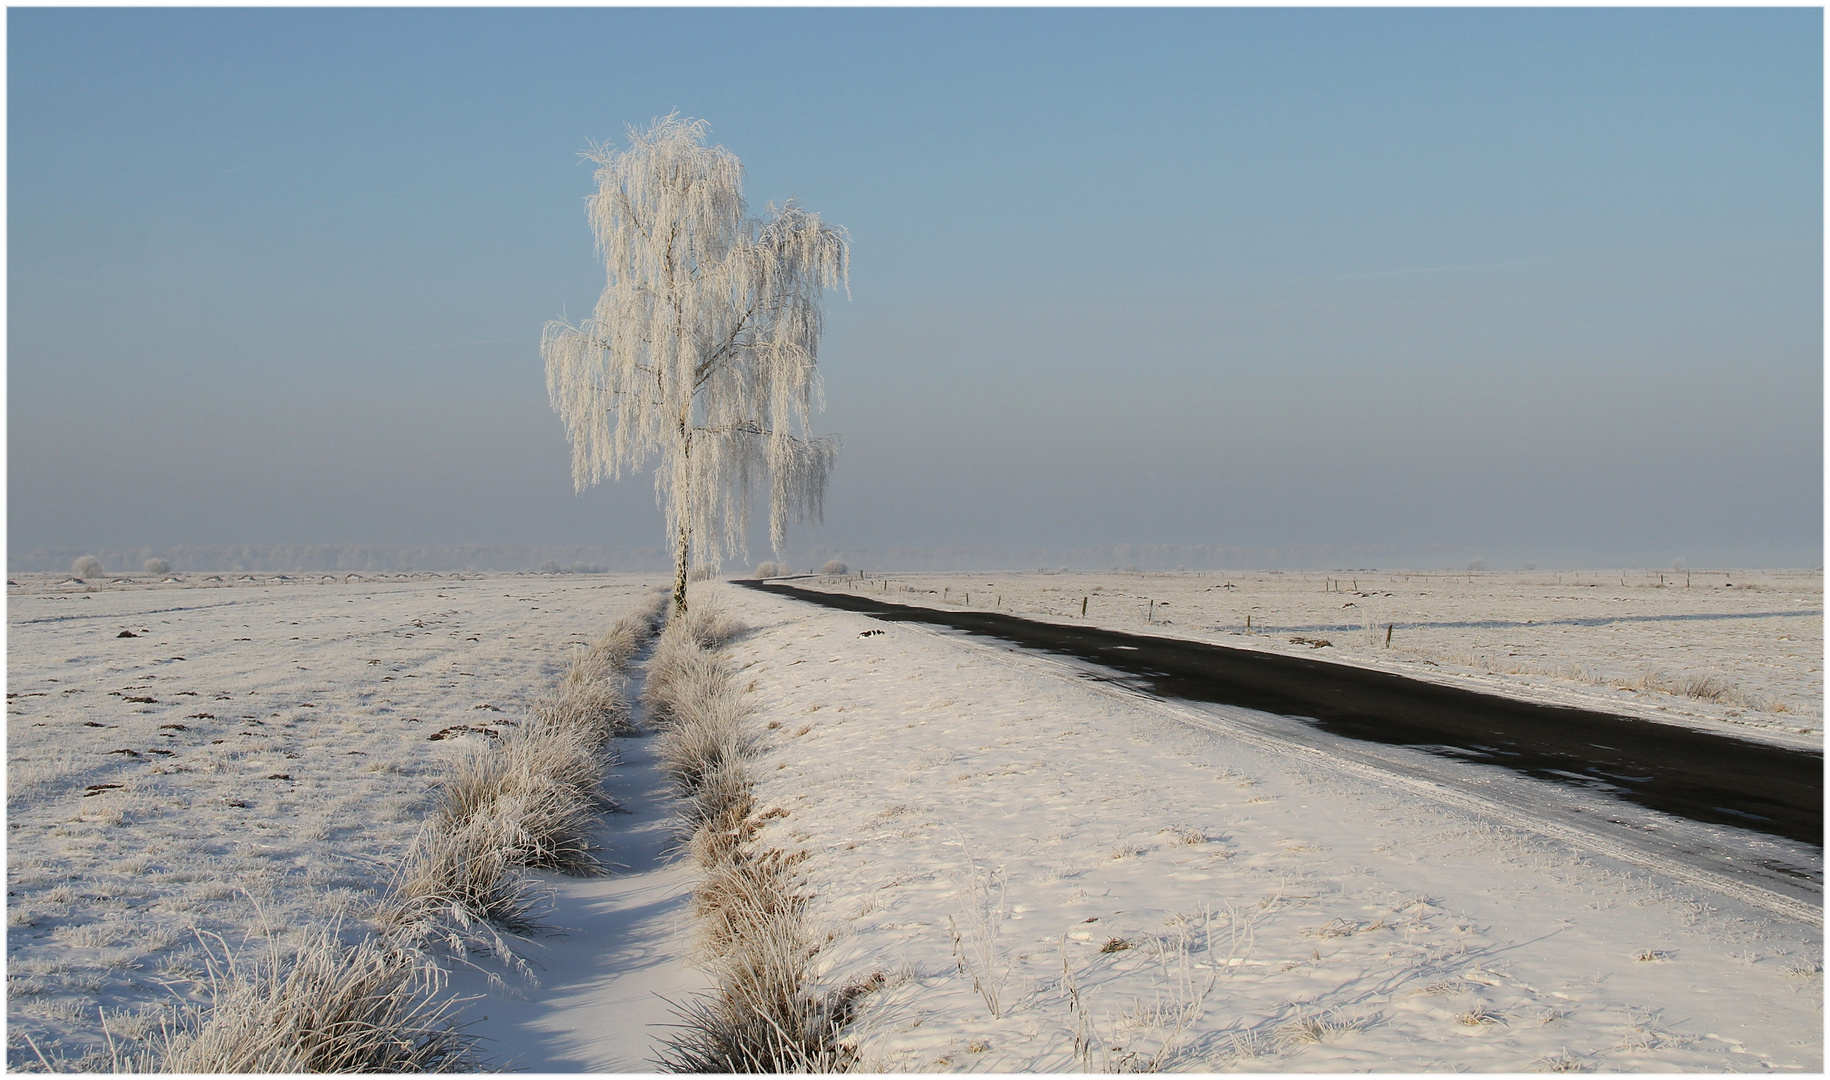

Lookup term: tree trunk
[671,518,690,619]
[671,422,692,619]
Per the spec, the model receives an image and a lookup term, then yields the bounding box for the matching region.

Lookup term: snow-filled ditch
[6,571,1820,1071]
[4,571,661,1068]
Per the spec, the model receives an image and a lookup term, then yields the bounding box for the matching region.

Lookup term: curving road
[744,580,1822,850]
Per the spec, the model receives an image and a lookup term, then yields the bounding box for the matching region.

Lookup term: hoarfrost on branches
[542,115,848,615]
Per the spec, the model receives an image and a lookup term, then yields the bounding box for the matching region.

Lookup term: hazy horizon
[10,9,1822,570]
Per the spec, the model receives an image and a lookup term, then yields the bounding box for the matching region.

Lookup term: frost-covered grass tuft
[680,762,758,859]
[377,819,549,944]
[660,851,859,1073]
[646,588,755,820]
[1677,671,1733,703]
[537,682,637,747]
[179,590,668,1070]
[663,839,858,1072]
[437,738,605,874]
[157,928,481,1073]
[644,596,743,728]
[649,583,865,1073]
[390,591,666,933]
[655,683,752,795]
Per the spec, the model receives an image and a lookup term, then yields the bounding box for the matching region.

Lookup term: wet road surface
[745,580,1823,848]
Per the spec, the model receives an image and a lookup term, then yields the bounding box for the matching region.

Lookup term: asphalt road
[744,580,1823,848]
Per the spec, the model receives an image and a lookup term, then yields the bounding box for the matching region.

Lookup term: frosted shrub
[143,558,171,575]
[71,555,103,579]
[818,559,848,575]
[754,561,780,579]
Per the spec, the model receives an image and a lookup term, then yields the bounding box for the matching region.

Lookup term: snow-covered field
[796,568,1823,749]
[721,582,1822,1071]
[6,569,1821,1071]
[4,571,659,1068]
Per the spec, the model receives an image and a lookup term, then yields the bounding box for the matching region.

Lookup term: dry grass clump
[644,596,742,727]
[645,589,759,829]
[661,860,860,1072]
[157,929,479,1072]
[680,762,759,855]
[1415,643,1795,715]
[388,592,667,934]
[563,600,665,698]
[1610,665,1791,711]
[645,644,728,726]
[1277,1011,1368,1049]
[150,593,668,1074]
[661,839,860,1073]
[442,737,606,868]
[677,593,742,648]
[384,714,612,934]
[650,585,865,1072]
[378,818,548,942]
[533,682,638,751]
[656,688,753,795]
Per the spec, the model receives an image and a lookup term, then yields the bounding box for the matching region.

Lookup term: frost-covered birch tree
[542,116,848,616]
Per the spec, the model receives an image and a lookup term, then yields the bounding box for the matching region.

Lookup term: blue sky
[9,8,1822,568]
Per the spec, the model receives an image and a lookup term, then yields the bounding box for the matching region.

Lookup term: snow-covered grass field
[4,571,658,1068]
[6,569,1821,1071]
[798,568,1822,749]
[720,582,1822,1071]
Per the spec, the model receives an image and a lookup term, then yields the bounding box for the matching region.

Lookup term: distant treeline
[12,545,675,575]
[17,541,1493,576]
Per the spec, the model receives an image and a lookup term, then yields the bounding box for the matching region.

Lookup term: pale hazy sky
[9,8,1822,568]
